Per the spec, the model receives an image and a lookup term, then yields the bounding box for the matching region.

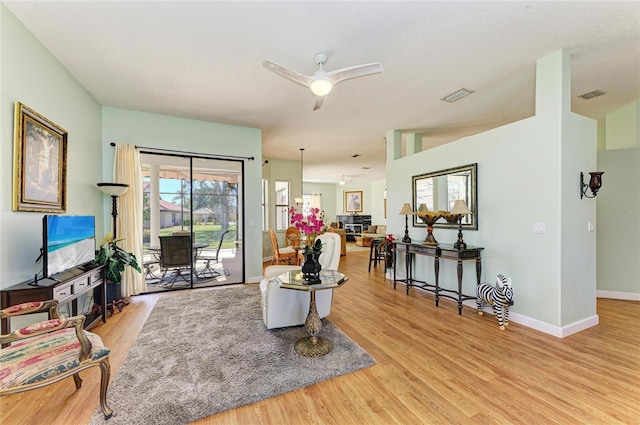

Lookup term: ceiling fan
[263,53,383,110]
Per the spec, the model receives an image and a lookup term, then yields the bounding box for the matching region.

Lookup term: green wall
[101,108,263,282]
[1,5,104,287]
[385,51,599,336]
[596,100,640,298]
[0,4,265,285]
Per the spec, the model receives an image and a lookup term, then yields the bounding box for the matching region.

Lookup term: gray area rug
[90,285,375,425]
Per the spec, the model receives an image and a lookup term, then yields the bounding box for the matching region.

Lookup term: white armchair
[259,232,341,329]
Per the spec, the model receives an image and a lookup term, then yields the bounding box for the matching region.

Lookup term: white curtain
[310,193,322,210]
[113,142,145,296]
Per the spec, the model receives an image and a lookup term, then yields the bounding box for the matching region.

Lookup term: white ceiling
[5,1,640,183]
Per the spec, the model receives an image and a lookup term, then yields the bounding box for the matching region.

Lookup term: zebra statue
[477,274,514,330]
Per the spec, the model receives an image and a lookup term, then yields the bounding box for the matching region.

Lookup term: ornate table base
[275,269,348,357]
[294,292,334,356]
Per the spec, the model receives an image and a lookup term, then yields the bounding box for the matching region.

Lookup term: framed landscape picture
[345,190,363,213]
[13,102,67,212]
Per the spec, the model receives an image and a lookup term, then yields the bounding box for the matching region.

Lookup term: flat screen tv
[43,215,96,278]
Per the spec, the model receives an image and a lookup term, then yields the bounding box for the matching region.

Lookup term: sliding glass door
[141,153,244,292]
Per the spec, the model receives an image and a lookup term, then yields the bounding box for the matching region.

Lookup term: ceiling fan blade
[329,63,383,84]
[313,95,327,111]
[263,60,313,87]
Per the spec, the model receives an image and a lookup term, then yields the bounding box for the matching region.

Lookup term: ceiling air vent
[442,88,474,103]
[578,90,606,100]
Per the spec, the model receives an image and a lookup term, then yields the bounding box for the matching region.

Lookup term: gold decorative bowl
[416,211,445,226]
[416,211,446,245]
[442,212,461,224]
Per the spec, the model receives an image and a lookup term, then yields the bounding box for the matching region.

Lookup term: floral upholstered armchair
[0,300,113,419]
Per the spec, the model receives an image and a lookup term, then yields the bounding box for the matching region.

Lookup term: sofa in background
[327,227,347,256]
[355,224,387,247]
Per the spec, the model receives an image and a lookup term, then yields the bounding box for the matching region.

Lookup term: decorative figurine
[477,274,514,330]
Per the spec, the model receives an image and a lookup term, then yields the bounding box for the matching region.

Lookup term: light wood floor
[2,250,639,424]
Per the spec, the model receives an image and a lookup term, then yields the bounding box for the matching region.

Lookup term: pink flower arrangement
[289,206,325,236]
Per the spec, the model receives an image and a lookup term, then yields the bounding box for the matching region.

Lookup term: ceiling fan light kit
[310,79,333,96]
[263,52,383,110]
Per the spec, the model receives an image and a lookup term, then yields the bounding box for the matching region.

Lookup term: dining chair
[268,229,298,265]
[285,226,301,247]
[159,235,193,287]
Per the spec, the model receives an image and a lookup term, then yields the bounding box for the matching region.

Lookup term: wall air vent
[578,90,606,100]
[442,88,474,103]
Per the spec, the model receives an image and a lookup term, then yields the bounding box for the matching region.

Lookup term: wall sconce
[399,203,413,243]
[450,199,472,250]
[580,171,604,199]
[97,182,129,239]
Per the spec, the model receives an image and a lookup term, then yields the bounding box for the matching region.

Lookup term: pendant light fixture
[294,148,304,205]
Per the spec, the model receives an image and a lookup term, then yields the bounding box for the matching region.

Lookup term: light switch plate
[532,222,546,234]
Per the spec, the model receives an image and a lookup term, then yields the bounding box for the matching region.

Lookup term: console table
[1,263,107,338]
[392,242,483,315]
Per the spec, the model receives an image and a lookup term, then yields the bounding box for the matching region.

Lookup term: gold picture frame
[344,190,363,213]
[13,102,67,212]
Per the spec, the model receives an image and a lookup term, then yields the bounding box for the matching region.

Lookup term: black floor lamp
[97,183,129,239]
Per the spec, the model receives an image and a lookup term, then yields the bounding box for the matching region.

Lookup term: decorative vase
[416,211,445,245]
[302,249,322,284]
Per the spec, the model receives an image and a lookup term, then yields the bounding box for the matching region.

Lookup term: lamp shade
[398,203,413,215]
[418,203,428,213]
[450,199,472,216]
[97,182,129,197]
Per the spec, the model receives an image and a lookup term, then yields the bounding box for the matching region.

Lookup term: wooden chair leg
[73,372,82,389]
[99,359,113,419]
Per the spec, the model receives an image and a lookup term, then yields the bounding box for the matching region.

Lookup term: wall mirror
[412,163,477,230]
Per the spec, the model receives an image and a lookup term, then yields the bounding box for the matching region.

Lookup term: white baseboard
[597,290,640,301]
[247,275,263,283]
[461,299,599,338]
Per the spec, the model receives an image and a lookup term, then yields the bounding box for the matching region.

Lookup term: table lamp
[450,199,472,249]
[399,203,413,243]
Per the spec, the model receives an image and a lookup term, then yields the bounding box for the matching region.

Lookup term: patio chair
[158,235,193,287]
[196,230,231,279]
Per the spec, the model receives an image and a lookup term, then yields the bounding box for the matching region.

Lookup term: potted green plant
[95,233,142,310]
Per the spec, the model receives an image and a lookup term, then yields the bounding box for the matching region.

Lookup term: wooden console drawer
[53,282,73,301]
[90,269,103,284]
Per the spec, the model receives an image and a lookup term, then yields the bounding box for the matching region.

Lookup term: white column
[150,165,160,247]
[406,133,422,156]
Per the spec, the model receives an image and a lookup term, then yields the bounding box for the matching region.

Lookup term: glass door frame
[141,151,245,291]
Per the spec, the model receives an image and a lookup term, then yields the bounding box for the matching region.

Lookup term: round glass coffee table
[274,269,349,357]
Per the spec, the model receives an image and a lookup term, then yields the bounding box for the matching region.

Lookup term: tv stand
[1,264,106,339]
